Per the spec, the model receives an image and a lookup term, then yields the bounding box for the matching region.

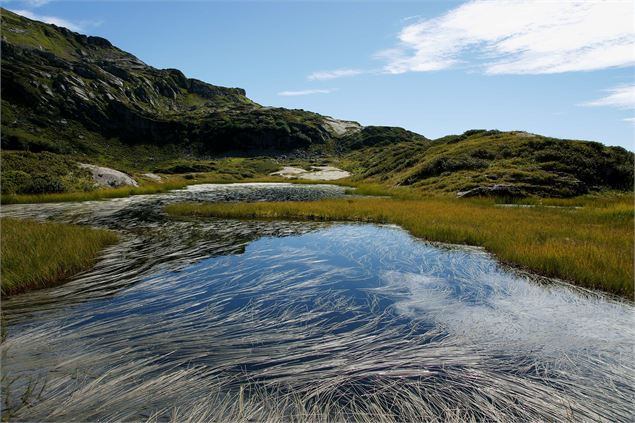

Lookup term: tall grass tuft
[1,218,118,295]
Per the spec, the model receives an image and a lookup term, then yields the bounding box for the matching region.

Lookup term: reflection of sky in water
[1,185,633,422]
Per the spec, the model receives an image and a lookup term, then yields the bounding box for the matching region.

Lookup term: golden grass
[1,218,118,295]
[166,193,634,298]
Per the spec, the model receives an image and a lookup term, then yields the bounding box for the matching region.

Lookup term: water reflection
[1,184,633,422]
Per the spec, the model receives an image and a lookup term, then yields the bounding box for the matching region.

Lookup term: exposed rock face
[322,117,362,137]
[79,164,138,188]
[142,173,162,182]
[270,166,351,180]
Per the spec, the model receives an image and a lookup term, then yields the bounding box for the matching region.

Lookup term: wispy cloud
[278,89,335,96]
[380,0,635,75]
[1,0,51,6]
[307,69,364,81]
[581,85,635,109]
[10,9,82,31]
[25,0,51,7]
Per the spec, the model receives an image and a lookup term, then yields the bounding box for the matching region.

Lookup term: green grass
[1,218,118,295]
[166,191,634,298]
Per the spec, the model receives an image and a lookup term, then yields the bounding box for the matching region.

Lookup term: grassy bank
[166,194,634,298]
[1,218,118,295]
[0,180,189,204]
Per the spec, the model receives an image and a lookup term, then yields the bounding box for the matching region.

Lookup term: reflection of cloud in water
[380,270,634,358]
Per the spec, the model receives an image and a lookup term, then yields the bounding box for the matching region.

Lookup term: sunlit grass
[166,192,634,298]
[0,218,118,295]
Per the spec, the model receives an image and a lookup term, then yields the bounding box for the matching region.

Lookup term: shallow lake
[1,183,633,421]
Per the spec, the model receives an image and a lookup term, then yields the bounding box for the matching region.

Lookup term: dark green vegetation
[344,129,633,197]
[167,190,634,298]
[0,218,118,295]
[2,8,633,200]
[1,150,94,194]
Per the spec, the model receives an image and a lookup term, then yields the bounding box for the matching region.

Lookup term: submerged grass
[0,218,118,295]
[166,193,634,298]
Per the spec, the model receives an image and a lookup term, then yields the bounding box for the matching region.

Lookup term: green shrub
[1,170,31,194]
[25,176,65,193]
[1,150,95,194]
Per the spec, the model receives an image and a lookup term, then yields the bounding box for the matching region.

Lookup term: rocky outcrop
[79,164,138,188]
[270,166,351,180]
[322,117,362,137]
[142,173,162,182]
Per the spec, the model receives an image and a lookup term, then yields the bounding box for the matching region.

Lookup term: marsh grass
[0,218,118,295]
[166,193,634,298]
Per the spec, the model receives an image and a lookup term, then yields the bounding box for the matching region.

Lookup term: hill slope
[1,9,375,158]
[347,130,633,197]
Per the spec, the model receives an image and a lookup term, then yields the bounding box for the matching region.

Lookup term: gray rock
[142,173,162,182]
[79,163,138,188]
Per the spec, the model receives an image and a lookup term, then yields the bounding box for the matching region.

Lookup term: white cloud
[25,0,51,6]
[10,9,82,31]
[582,85,635,109]
[381,0,635,75]
[277,89,335,96]
[307,69,364,81]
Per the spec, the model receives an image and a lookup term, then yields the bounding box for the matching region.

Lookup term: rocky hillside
[1,8,368,158]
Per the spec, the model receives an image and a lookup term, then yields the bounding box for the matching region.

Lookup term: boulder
[142,172,162,182]
[79,163,138,188]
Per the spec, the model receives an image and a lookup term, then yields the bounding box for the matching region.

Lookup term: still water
[1,184,633,422]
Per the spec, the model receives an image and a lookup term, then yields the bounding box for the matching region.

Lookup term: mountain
[1,9,386,157]
[1,9,632,198]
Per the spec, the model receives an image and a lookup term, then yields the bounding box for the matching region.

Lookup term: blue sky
[4,1,635,150]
